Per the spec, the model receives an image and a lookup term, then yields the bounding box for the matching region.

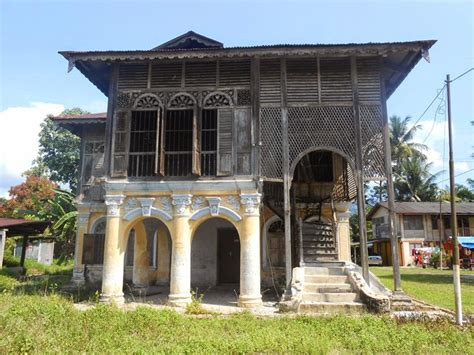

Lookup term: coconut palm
[389,115,427,174]
[394,156,441,201]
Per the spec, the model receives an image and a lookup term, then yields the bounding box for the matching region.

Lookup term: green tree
[32,108,86,192]
[389,115,427,175]
[394,156,440,201]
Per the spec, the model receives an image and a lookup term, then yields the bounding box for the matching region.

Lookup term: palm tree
[389,115,427,174]
[394,156,441,201]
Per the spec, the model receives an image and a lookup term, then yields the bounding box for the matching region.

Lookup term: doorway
[218,228,240,284]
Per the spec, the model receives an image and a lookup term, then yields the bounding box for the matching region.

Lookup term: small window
[267,220,285,267]
[431,215,439,230]
[403,215,424,230]
[83,234,105,265]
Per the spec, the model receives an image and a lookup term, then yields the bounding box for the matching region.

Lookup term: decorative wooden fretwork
[168,93,196,108]
[203,92,232,107]
[237,89,251,106]
[116,92,131,108]
[260,107,283,179]
[360,105,385,180]
[134,94,163,109]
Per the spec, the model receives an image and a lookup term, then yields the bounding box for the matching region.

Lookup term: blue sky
[1,0,473,196]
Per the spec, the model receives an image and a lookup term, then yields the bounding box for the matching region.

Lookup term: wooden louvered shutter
[154,108,162,175]
[111,111,130,177]
[192,107,201,176]
[217,108,233,176]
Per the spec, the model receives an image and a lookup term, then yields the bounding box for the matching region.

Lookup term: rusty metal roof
[53,112,107,120]
[368,202,474,219]
[0,218,51,236]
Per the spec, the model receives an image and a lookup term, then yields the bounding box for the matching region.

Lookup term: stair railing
[330,194,338,260]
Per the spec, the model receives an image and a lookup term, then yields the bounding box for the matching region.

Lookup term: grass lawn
[0,260,472,353]
[371,267,474,315]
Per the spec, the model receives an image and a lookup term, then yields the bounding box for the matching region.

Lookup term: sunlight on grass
[371,267,474,314]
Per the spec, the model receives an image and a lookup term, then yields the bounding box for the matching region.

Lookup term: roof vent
[152,31,223,50]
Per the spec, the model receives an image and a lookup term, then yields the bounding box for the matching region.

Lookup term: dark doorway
[218,228,240,284]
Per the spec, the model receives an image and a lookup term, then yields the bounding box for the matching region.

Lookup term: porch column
[168,194,192,307]
[72,212,89,284]
[132,222,149,287]
[0,229,7,268]
[335,203,351,262]
[100,195,125,304]
[239,193,262,308]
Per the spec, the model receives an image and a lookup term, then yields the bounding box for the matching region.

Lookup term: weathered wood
[250,57,260,177]
[351,55,369,283]
[379,58,401,290]
[216,108,233,176]
[104,64,118,178]
[192,107,201,176]
[20,235,28,268]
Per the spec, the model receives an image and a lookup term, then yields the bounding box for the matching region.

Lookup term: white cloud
[0,102,64,198]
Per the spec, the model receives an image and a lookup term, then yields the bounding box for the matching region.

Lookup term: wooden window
[403,215,424,230]
[217,108,233,176]
[111,111,130,177]
[164,109,194,176]
[82,234,105,265]
[201,109,217,176]
[128,110,159,177]
[82,141,105,186]
[267,220,285,267]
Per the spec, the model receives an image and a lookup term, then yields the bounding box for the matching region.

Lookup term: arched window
[266,219,285,268]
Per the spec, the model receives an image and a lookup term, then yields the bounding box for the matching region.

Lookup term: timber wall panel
[150,62,182,88]
[260,59,281,105]
[118,63,148,89]
[357,58,381,102]
[219,60,251,87]
[185,61,216,87]
[287,59,318,104]
[319,58,352,103]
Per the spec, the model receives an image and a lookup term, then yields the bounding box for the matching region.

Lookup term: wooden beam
[351,56,370,283]
[104,63,119,179]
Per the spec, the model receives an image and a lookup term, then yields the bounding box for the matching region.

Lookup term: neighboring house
[53,31,434,307]
[367,202,474,266]
[13,237,55,265]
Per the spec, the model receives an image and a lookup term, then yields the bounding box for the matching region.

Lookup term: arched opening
[191,218,240,289]
[124,217,172,287]
[291,149,356,264]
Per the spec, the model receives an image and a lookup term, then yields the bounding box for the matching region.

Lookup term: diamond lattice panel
[360,105,386,180]
[288,106,355,167]
[260,107,283,179]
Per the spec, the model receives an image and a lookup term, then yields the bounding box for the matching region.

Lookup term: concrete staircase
[297,265,366,314]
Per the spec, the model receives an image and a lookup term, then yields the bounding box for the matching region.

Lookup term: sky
[0,0,473,197]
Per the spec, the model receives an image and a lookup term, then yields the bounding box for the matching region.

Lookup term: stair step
[304,256,338,262]
[303,283,352,293]
[302,292,359,303]
[303,237,334,242]
[304,275,348,284]
[304,267,345,275]
[304,251,337,256]
[298,302,366,314]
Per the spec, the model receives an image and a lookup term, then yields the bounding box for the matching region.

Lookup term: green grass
[371,267,474,315]
[0,294,472,354]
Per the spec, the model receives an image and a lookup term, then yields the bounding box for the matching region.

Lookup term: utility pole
[446,74,463,325]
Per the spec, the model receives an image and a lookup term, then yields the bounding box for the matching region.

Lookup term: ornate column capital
[336,211,351,223]
[77,213,90,226]
[240,193,261,216]
[137,197,155,217]
[171,194,193,216]
[105,195,125,217]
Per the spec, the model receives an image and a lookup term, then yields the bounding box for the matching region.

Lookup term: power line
[438,168,474,183]
[422,86,446,144]
[448,67,474,83]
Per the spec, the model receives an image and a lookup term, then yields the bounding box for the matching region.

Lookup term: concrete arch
[290,146,356,181]
[190,213,241,240]
[190,206,242,223]
[123,207,172,223]
[90,215,107,234]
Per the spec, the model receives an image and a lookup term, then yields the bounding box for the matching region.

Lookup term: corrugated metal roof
[368,202,474,218]
[52,112,107,120]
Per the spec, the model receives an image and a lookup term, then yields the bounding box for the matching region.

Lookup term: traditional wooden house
[55,31,434,309]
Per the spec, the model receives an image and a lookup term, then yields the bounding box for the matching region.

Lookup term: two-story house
[54,31,434,308]
[368,201,474,266]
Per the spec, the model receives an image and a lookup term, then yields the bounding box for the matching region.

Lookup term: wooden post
[281,58,292,291]
[298,218,305,266]
[251,57,261,177]
[379,58,402,291]
[20,235,28,269]
[104,64,119,178]
[0,229,7,268]
[351,56,369,283]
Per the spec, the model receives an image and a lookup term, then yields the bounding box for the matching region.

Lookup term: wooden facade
[56,32,435,304]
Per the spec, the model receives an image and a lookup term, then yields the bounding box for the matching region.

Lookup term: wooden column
[20,235,28,269]
[251,57,261,177]
[351,56,369,283]
[104,64,119,178]
[281,58,292,291]
[380,59,402,290]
